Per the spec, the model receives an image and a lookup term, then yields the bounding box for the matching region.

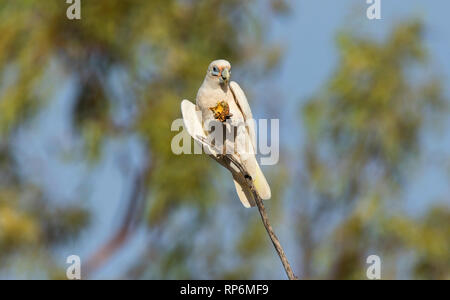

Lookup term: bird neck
[202,77,229,93]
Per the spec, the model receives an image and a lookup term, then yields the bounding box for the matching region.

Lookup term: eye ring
[212,66,219,75]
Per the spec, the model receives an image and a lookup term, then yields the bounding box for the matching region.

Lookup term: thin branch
[221,153,298,280]
[196,135,298,279]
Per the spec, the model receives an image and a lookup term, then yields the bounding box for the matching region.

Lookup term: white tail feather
[242,154,271,200]
[233,178,256,208]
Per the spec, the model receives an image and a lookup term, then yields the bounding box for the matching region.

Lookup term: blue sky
[9,1,450,278]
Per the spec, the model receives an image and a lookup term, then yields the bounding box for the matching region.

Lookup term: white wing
[230,81,257,152]
[181,99,218,156]
[229,81,271,200]
[181,97,270,205]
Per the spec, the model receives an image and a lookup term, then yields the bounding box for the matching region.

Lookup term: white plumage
[181,59,271,208]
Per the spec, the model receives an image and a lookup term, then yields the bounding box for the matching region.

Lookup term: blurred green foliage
[0,0,287,279]
[0,1,448,280]
[300,20,449,279]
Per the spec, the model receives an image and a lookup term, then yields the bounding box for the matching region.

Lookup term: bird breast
[197,85,244,123]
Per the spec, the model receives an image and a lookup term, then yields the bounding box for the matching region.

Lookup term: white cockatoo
[181,59,271,207]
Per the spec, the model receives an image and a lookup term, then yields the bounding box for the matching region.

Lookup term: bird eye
[212,66,219,75]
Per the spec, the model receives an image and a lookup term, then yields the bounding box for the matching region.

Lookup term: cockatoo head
[206,59,231,85]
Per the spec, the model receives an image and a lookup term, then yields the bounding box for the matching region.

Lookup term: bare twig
[196,135,297,279]
[221,153,298,280]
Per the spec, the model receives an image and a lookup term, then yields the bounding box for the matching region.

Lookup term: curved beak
[220,68,230,84]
